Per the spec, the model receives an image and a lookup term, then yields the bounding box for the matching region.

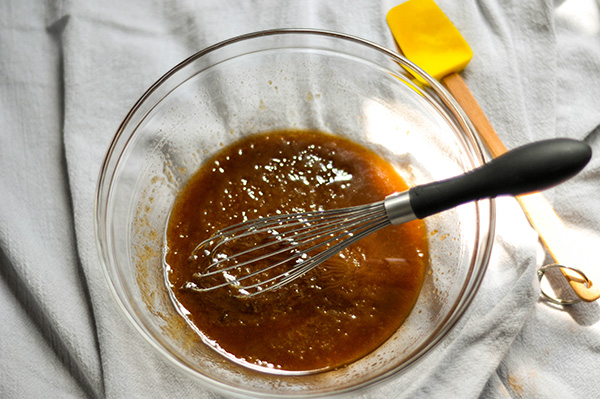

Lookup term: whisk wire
[198,210,386,282]
[233,214,391,293]
[192,201,385,256]
[255,217,392,295]
[191,202,391,294]
[193,202,385,272]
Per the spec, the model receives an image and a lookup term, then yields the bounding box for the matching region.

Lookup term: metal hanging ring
[537,264,591,305]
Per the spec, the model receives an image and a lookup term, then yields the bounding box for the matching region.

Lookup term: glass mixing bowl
[95,29,494,397]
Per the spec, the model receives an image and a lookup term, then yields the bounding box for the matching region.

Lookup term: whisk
[190,139,591,296]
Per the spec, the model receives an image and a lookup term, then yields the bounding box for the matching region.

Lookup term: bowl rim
[94,28,495,397]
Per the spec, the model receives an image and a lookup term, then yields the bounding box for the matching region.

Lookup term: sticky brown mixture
[164,130,427,372]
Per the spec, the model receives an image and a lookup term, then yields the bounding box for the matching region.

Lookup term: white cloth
[1,0,599,398]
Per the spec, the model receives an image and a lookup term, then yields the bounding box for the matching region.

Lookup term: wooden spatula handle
[442,73,507,155]
[442,72,599,302]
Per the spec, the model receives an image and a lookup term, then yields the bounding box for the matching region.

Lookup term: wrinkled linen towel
[1,0,599,398]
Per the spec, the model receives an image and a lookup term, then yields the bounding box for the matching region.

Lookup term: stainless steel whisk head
[190,200,396,296]
[187,139,591,297]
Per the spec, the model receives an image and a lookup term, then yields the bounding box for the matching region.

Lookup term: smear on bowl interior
[163,129,428,373]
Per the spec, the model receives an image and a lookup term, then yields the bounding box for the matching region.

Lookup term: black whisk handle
[409,138,592,219]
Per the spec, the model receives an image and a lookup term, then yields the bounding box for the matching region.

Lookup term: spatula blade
[387,0,473,80]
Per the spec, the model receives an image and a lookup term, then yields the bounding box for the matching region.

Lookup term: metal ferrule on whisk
[384,191,417,225]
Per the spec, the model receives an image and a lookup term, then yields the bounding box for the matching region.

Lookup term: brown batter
[164,130,427,372]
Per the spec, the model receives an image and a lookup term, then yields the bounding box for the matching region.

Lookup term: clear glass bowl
[95,29,494,397]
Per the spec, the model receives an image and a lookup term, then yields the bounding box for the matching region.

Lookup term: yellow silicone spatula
[387,0,599,303]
